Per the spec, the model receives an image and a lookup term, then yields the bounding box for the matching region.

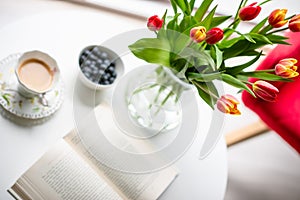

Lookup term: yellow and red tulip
[289,14,300,32]
[252,80,279,102]
[268,9,288,28]
[190,26,206,43]
[205,27,224,45]
[239,2,261,21]
[147,15,163,31]
[275,58,299,78]
[217,94,241,115]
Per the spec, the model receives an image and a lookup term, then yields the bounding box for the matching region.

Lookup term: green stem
[228,18,240,28]
[241,80,253,85]
[258,0,272,6]
[267,27,289,35]
[259,24,272,34]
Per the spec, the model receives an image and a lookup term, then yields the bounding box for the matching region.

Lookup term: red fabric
[242,31,300,153]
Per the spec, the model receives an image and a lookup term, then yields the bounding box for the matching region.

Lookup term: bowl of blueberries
[78,45,124,90]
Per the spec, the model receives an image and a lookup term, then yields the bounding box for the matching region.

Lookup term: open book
[8,130,178,200]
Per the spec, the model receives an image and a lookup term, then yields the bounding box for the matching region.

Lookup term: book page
[64,130,178,200]
[9,140,122,200]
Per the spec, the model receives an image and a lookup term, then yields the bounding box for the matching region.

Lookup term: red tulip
[289,14,300,32]
[268,9,288,28]
[205,27,224,45]
[190,26,206,43]
[217,94,241,115]
[275,58,299,78]
[252,80,279,102]
[147,15,163,31]
[239,2,261,21]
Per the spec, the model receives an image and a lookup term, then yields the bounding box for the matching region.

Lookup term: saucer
[0,53,64,119]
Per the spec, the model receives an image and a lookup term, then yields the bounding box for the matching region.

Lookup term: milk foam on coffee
[18,59,53,93]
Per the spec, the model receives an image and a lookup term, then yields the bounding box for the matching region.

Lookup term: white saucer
[0,53,64,119]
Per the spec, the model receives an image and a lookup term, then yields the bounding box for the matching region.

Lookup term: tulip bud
[252,80,279,102]
[239,2,261,21]
[289,14,300,32]
[268,9,288,28]
[217,94,241,115]
[190,26,206,43]
[275,58,299,78]
[147,15,163,31]
[205,27,224,45]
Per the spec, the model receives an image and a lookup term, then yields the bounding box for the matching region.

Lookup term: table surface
[0,0,228,199]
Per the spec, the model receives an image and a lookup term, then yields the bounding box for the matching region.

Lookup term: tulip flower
[239,2,261,21]
[147,15,163,31]
[205,27,224,45]
[268,9,288,28]
[275,58,299,78]
[190,26,206,43]
[252,80,279,102]
[217,94,241,115]
[289,14,300,32]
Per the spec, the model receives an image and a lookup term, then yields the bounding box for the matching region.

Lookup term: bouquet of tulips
[129,0,300,115]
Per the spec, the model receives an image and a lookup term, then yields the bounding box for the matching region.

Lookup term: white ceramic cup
[15,50,60,98]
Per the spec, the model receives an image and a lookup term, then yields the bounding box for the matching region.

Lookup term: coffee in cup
[16,51,60,97]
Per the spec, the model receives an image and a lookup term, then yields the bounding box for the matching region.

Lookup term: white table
[0,1,227,199]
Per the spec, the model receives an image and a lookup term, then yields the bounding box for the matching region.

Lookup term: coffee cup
[15,50,60,98]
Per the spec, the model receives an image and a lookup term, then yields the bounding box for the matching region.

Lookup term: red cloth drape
[242,31,300,153]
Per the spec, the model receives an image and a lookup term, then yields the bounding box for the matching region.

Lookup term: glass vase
[124,65,192,135]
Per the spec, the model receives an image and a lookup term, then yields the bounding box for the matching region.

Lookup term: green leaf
[266,34,290,45]
[162,9,168,26]
[179,16,197,32]
[129,38,171,67]
[174,0,189,15]
[225,51,262,74]
[251,17,268,33]
[2,94,10,106]
[243,34,256,43]
[190,0,196,11]
[170,0,178,14]
[250,33,273,44]
[221,74,256,97]
[167,13,181,31]
[238,71,292,82]
[187,71,222,82]
[200,5,217,29]
[194,0,214,21]
[222,40,250,59]
[211,44,223,69]
[210,15,232,28]
[193,81,219,109]
[219,36,244,49]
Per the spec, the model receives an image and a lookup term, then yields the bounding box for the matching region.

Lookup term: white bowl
[78,45,124,90]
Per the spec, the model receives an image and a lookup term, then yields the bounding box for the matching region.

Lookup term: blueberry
[84,72,91,78]
[102,74,109,80]
[79,56,87,65]
[109,77,115,83]
[111,71,117,78]
[100,52,108,59]
[109,62,115,68]
[98,69,105,75]
[103,80,110,85]
[84,59,92,66]
[96,59,103,64]
[107,66,115,73]
[89,54,98,61]
[104,59,111,65]
[100,64,108,70]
